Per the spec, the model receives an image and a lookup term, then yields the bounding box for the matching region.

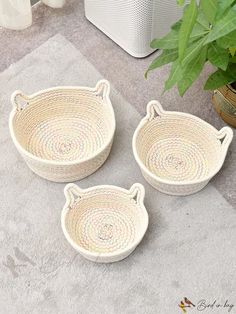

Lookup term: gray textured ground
[0,1,235,313]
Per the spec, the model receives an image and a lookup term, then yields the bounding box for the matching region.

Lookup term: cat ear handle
[64,183,83,208]
[95,80,110,100]
[11,90,30,111]
[146,100,165,120]
[217,126,233,158]
[129,183,145,204]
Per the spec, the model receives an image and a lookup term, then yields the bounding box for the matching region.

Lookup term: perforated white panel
[84,0,184,57]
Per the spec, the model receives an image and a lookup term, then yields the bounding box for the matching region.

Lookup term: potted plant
[146,0,236,127]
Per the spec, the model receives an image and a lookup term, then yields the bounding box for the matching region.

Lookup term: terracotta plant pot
[212,84,236,128]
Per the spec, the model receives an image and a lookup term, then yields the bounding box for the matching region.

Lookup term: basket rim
[9,83,116,166]
[132,104,233,186]
[61,183,149,260]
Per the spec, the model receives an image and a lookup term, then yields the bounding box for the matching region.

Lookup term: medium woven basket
[133,101,233,196]
[9,80,115,182]
[61,183,148,263]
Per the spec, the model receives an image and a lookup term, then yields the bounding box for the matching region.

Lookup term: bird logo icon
[178,297,195,313]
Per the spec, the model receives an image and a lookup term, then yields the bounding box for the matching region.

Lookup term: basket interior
[65,191,145,254]
[12,89,114,161]
[135,114,222,182]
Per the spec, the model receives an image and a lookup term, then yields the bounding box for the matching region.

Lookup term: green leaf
[178,46,207,96]
[164,61,183,91]
[204,64,236,89]
[208,42,229,70]
[182,37,206,66]
[177,0,186,6]
[205,5,236,44]
[178,0,198,61]
[171,20,182,31]
[145,49,178,78]
[230,56,236,63]
[197,9,210,29]
[151,12,208,52]
[217,0,235,19]
[190,22,209,40]
[201,0,217,24]
[229,47,236,56]
[151,30,179,49]
[229,62,236,76]
[217,30,236,48]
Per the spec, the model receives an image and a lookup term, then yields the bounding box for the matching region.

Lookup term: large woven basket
[9,80,115,182]
[133,101,233,196]
[61,183,148,263]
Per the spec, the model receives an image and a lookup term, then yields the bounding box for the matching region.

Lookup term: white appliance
[84,0,184,58]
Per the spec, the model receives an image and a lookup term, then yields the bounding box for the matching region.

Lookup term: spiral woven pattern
[133,103,230,195]
[136,115,221,181]
[27,117,106,162]
[10,84,115,182]
[65,190,145,255]
[146,138,209,182]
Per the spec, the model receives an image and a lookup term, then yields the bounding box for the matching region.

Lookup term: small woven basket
[61,183,148,263]
[9,80,115,182]
[133,101,233,196]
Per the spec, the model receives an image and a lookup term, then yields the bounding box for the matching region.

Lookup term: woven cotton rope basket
[61,183,148,263]
[133,101,233,196]
[9,80,115,182]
